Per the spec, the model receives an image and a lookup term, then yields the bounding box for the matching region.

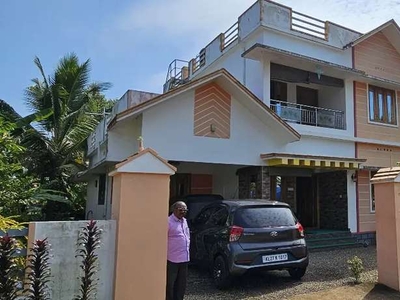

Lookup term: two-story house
[79,0,400,245]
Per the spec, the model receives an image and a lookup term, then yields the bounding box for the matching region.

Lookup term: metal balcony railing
[270,99,345,130]
[291,10,327,40]
[220,21,239,51]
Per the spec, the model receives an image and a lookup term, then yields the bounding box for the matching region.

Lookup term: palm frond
[15,108,53,128]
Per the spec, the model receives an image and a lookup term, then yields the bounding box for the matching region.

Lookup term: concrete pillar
[371,167,400,291]
[347,170,357,233]
[262,58,271,105]
[109,148,176,300]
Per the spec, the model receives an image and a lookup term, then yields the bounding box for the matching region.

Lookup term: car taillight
[229,226,244,242]
[296,222,305,238]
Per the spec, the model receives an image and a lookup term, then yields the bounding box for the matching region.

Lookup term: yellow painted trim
[263,157,363,170]
[266,158,283,166]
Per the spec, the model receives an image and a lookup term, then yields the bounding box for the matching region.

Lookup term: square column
[371,167,400,291]
[109,148,176,300]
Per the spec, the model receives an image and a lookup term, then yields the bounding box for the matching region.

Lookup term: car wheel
[288,267,306,280]
[213,255,232,289]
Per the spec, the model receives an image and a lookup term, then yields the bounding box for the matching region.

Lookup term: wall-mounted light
[210,123,216,133]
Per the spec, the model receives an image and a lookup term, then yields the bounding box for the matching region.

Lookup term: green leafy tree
[0,100,20,123]
[0,118,65,221]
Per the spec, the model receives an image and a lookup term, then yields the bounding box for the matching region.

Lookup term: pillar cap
[109,148,177,176]
[371,167,400,184]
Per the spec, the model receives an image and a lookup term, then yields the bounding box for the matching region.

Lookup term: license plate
[262,253,288,263]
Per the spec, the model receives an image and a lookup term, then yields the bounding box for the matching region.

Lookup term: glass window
[98,174,106,205]
[368,85,397,125]
[369,89,375,120]
[378,93,384,120]
[234,206,296,228]
[388,94,393,123]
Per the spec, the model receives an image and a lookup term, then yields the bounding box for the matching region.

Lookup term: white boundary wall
[27,220,116,300]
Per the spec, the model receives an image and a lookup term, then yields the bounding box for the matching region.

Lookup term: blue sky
[2,0,400,116]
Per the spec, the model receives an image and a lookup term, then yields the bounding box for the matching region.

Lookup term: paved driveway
[185,247,377,300]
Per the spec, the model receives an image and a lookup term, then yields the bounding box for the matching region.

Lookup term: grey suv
[189,200,309,289]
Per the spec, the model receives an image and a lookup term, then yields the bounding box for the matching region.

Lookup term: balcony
[270,100,345,130]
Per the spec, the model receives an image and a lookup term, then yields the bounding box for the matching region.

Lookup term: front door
[296,176,318,228]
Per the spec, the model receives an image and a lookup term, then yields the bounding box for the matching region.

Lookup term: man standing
[167,201,190,300]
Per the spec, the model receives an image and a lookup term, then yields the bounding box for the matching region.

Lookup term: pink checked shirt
[167,214,190,263]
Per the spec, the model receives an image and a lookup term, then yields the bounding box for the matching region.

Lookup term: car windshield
[234,206,296,228]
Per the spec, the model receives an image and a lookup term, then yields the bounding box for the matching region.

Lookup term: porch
[241,167,351,231]
[168,159,359,233]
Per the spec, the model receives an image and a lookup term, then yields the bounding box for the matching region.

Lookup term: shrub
[0,215,24,232]
[0,235,18,300]
[347,255,364,284]
[24,238,51,300]
[0,215,27,280]
[74,220,102,300]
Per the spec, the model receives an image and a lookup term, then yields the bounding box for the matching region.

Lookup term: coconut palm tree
[21,53,111,219]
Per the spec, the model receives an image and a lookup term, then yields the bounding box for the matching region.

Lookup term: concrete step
[305,231,352,240]
[308,241,363,252]
[305,230,362,251]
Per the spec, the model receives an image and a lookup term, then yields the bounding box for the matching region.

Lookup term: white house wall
[107,115,142,162]
[85,171,113,220]
[195,32,265,100]
[193,28,353,105]
[141,89,355,165]
[262,30,352,67]
[347,170,357,233]
[283,136,354,158]
[142,90,285,166]
[86,176,103,220]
